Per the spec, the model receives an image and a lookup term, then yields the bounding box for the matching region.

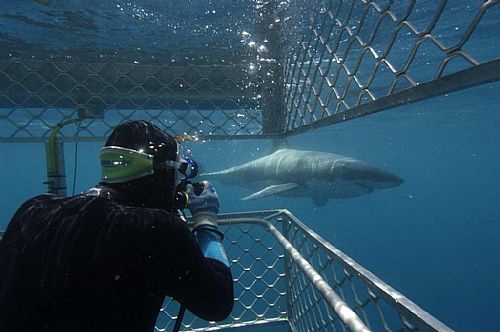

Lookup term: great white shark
[201,148,404,206]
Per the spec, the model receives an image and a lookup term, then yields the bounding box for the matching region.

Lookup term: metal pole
[45,140,67,197]
[257,0,286,134]
[219,217,371,332]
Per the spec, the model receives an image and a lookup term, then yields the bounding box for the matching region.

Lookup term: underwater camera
[173,156,204,210]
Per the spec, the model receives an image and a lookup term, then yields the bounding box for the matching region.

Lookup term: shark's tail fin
[271,138,288,153]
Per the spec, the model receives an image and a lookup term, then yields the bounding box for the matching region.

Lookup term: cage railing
[0,60,266,142]
[153,210,452,332]
[0,210,452,331]
[282,0,500,134]
[1,1,498,143]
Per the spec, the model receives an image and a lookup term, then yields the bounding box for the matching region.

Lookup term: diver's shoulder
[18,193,60,208]
[81,194,174,219]
[10,194,67,223]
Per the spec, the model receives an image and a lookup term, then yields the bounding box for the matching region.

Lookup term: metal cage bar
[0,61,265,141]
[0,211,452,331]
[1,1,498,142]
[282,0,500,133]
[153,210,452,332]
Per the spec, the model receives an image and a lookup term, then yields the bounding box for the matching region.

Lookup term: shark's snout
[377,173,404,188]
[338,161,404,189]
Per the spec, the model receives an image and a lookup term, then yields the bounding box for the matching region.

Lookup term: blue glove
[186,180,220,228]
[187,181,229,266]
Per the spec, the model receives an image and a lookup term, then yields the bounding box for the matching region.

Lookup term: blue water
[0,0,255,63]
[1,82,499,331]
[1,1,500,331]
[193,83,500,331]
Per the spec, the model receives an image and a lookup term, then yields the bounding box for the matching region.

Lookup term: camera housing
[173,181,204,210]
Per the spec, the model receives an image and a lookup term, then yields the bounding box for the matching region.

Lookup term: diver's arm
[186,182,229,267]
[141,181,233,321]
[154,213,234,321]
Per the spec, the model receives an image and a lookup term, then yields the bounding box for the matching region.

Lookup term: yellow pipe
[47,119,79,173]
[46,119,80,195]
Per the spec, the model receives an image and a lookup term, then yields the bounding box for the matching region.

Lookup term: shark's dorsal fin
[241,183,299,201]
[271,138,288,153]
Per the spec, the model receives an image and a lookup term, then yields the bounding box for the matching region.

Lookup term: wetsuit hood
[101,120,178,211]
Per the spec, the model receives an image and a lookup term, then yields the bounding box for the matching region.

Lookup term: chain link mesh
[0,212,451,331]
[154,217,288,331]
[279,211,450,332]
[283,0,500,131]
[285,220,410,331]
[0,60,264,142]
[151,211,450,332]
[1,1,498,141]
[0,2,490,330]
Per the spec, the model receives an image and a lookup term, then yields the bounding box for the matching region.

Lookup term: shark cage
[1,0,499,331]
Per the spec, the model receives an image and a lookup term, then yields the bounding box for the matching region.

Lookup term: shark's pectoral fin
[241,183,299,201]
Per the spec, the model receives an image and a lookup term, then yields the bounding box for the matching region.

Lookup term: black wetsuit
[0,193,234,331]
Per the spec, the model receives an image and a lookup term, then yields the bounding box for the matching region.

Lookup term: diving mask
[100,146,197,184]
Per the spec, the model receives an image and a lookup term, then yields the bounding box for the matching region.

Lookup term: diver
[0,120,234,331]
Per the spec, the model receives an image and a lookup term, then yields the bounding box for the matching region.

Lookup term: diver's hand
[186,181,220,228]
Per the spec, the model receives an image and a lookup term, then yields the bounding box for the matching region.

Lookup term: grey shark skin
[201,148,404,206]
